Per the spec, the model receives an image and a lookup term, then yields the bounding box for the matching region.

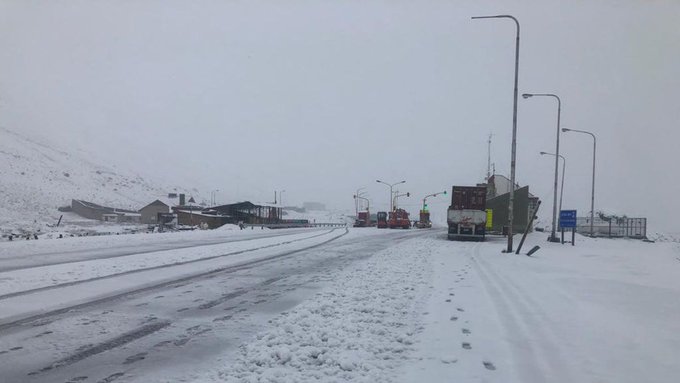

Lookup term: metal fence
[575,217,647,239]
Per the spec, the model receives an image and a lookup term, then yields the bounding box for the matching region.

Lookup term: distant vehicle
[353,211,371,227]
[388,208,411,229]
[415,210,432,229]
[447,186,486,241]
[376,211,388,228]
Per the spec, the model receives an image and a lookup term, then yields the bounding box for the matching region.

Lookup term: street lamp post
[356,195,370,212]
[540,151,566,228]
[211,189,220,206]
[354,187,366,217]
[279,190,286,207]
[393,192,410,211]
[523,93,562,242]
[562,128,597,237]
[472,14,521,253]
[376,180,406,212]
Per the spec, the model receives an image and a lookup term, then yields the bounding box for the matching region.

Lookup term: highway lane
[0,227,326,272]
[0,228,436,383]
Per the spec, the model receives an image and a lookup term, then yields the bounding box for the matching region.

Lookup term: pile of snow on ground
[216,238,433,382]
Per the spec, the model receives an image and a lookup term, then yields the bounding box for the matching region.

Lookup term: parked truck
[415,210,432,228]
[353,211,371,227]
[376,211,388,229]
[447,186,487,241]
[388,208,411,229]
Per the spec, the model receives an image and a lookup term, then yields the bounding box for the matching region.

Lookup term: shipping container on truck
[388,209,411,229]
[415,210,432,228]
[447,186,487,241]
[376,211,388,229]
[353,211,371,227]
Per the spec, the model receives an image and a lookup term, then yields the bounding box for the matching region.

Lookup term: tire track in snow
[0,228,348,332]
[471,243,575,382]
[0,229,322,272]
[0,229,335,301]
[28,321,171,376]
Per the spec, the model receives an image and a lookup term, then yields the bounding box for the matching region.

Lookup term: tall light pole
[279,190,286,207]
[376,180,405,212]
[540,151,566,229]
[393,192,410,211]
[354,187,366,217]
[562,128,597,237]
[356,195,370,212]
[472,14,521,253]
[523,93,562,242]
[211,189,220,206]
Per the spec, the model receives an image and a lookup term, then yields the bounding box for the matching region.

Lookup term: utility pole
[523,93,562,242]
[487,133,493,181]
[472,14,521,253]
[376,180,406,212]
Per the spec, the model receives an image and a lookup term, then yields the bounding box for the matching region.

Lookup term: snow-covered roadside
[209,236,435,382]
[202,231,680,383]
[0,225,280,260]
[0,230,333,296]
[0,229,348,325]
[396,239,516,383]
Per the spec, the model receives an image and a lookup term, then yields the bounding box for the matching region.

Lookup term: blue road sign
[559,210,577,228]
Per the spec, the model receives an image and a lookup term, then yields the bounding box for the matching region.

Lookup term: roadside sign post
[559,210,577,246]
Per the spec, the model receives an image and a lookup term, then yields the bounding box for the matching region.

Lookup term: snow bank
[215,238,433,382]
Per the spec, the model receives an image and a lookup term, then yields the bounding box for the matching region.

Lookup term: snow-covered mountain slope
[0,127,193,233]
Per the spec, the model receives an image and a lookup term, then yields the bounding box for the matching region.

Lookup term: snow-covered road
[1,229,678,383]
[0,227,430,382]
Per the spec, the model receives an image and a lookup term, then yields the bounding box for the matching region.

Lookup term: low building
[71,199,114,220]
[139,200,172,225]
[116,212,141,223]
[102,214,118,223]
[71,199,140,223]
[210,201,282,225]
[174,209,230,229]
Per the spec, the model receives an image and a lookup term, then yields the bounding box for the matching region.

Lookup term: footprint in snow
[483,361,496,370]
[450,316,458,321]
[462,328,470,334]
[123,352,147,365]
[457,308,464,312]
[441,356,458,364]
[462,342,471,350]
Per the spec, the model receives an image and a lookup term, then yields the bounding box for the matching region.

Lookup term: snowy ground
[0,228,678,383]
[209,231,680,383]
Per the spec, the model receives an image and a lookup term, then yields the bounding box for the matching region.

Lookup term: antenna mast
[486,133,493,181]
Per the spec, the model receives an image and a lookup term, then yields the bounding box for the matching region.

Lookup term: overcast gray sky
[1,0,678,229]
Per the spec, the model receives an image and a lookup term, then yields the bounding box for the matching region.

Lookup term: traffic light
[424,203,428,209]
[406,192,410,197]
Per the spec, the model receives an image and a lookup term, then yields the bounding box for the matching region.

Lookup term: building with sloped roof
[209,201,282,224]
[139,199,173,224]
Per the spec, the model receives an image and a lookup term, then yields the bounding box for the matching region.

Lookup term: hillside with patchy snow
[0,128,194,233]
